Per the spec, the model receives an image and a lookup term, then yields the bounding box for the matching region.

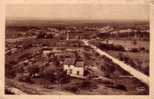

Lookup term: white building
[63,58,85,78]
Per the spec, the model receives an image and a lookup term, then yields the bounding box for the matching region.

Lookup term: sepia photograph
[5,4,150,95]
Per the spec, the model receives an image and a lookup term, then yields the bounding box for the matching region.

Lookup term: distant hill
[6,19,149,27]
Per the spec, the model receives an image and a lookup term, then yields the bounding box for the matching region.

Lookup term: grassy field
[106,50,149,75]
[103,39,149,49]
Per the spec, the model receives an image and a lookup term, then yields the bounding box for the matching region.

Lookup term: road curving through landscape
[82,39,149,86]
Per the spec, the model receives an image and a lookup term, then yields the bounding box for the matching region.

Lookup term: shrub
[140,47,146,52]
[5,61,17,78]
[18,73,34,84]
[118,53,130,63]
[22,40,33,49]
[106,83,127,91]
[103,58,116,74]
[36,32,45,39]
[18,53,32,61]
[114,45,125,51]
[145,49,149,53]
[130,48,140,53]
[27,65,40,76]
[98,43,125,51]
[80,79,98,89]
[64,86,79,93]
[144,66,149,76]
[118,52,124,61]
[133,40,137,45]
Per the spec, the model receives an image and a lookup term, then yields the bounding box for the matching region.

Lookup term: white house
[63,58,85,78]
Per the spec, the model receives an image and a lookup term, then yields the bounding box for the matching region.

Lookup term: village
[4,3,151,95]
[4,14,149,95]
[5,30,149,95]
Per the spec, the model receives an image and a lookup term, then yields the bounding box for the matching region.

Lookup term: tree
[103,57,116,77]
[55,70,70,88]
[27,65,40,77]
[5,61,17,78]
[133,40,137,45]
[36,32,45,39]
[119,52,124,61]
[39,65,70,88]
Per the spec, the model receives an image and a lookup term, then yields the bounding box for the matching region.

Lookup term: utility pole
[66,30,70,40]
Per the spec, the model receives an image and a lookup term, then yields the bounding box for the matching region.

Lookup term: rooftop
[64,57,84,67]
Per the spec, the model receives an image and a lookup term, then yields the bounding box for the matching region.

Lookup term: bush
[22,40,33,49]
[133,40,137,45]
[36,32,45,39]
[27,65,40,76]
[130,48,140,53]
[114,45,125,51]
[80,79,98,89]
[145,49,149,53]
[5,61,17,78]
[103,58,116,75]
[128,59,137,68]
[36,32,53,39]
[98,43,125,51]
[18,74,34,84]
[5,89,14,94]
[140,47,146,52]
[144,66,149,76]
[60,75,71,84]
[64,86,79,93]
[118,53,130,63]
[18,53,32,61]
[106,83,127,91]
[40,68,70,87]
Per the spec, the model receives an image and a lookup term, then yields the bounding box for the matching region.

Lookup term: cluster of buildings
[42,47,87,78]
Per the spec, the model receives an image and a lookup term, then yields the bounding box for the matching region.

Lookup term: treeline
[97,32,149,41]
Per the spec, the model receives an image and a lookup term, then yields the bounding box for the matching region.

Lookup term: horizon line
[6,18,149,27]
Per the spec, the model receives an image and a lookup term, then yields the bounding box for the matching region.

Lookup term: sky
[6,4,149,22]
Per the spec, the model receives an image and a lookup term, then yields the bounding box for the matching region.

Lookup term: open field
[106,50,149,75]
[89,39,149,76]
[107,51,149,66]
[102,39,149,50]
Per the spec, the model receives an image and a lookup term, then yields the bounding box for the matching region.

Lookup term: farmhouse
[63,58,85,78]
